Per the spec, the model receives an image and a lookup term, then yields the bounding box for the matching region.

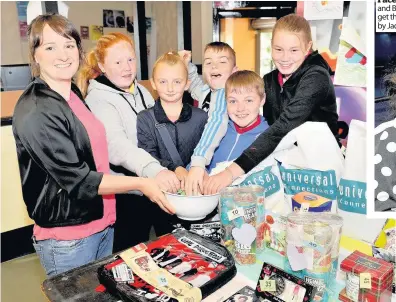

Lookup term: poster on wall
[146,18,152,33]
[103,10,114,27]
[103,10,125,28]
[334,18,366,87]
[16,1,29,39]
[335,86,366,145]
[126,16,134,33]
[297,1,346,72]
[90,25,103,41]
[114,10,125,28]
[80,26,89,39]
[304,1,344,21]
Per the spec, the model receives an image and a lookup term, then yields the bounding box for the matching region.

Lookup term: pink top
[34,91,116,241]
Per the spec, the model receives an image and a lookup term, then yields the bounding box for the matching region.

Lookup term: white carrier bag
[337,119,386,243]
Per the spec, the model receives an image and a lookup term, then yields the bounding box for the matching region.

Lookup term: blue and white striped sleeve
[190,89,228,168]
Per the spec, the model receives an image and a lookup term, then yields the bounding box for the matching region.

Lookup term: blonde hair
[272,14,312,48]
[225,70,265,99]
[28,14,84,77]
[204,42,236,66]
[152,51,188,79]
[77,32,135,97]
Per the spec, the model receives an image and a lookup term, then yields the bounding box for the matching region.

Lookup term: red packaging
[339,288,353,302]
[340,251,393,301]
[339,287,393,302]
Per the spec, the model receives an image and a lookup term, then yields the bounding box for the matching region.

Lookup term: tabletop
[42,249,344,301]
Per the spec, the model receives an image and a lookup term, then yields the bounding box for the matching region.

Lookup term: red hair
[77,32,135,97]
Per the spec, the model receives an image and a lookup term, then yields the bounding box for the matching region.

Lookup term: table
[42,249,344,301]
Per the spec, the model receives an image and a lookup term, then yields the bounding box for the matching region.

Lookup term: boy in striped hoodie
[179,42,238,195]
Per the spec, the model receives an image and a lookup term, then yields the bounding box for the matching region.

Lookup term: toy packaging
[255,262,314,302]
[97,229,236,302]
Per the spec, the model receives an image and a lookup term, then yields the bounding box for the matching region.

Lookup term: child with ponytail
[77,33,180,252]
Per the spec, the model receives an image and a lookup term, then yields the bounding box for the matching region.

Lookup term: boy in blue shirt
[206,70,268,183]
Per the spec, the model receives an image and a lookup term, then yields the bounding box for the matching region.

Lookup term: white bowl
[163,191,220,221]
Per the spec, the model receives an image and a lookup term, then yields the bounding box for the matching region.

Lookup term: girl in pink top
[12,14,174,277]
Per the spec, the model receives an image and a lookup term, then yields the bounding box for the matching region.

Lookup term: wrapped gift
[97,229,237,302]
[291,192,332,212]
[338,287,393,302]
[340,251,393,302]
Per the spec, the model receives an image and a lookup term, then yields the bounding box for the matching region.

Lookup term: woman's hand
[203,170,233,195]
[175,167,189,190]
[138,178,175,214]
[155,169,181,194]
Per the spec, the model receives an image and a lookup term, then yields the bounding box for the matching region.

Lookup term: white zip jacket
[85,76,166,178]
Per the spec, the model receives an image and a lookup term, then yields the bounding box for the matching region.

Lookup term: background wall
[220,18,257,71]
[1,126,34,233]
[0,1,213,236]
[0,1,212,66]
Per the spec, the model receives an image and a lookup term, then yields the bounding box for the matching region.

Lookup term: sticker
[157,275,168,287]
[227,207,244,221]
[111,263,134,282]
[260,279,276,292]
[302,240,325,253]
[346,273,359,301]
[286,244,308,271]
[360,273,371,289]
[301,203,310,212]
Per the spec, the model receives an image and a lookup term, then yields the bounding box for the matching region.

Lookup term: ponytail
[77,50,102,97]
[77,32,135,97]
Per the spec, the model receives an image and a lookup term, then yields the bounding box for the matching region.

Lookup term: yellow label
[259,279,276,292]
[227,207,243,221]
[120,248,202,302]
[360,273,372,289]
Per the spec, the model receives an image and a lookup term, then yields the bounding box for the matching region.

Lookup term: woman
[203,14,339,194]
[77,33,180,252]
[12,14,173,277]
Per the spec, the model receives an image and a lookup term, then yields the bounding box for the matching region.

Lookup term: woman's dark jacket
[235,51,339,173]
[12,77,104,228]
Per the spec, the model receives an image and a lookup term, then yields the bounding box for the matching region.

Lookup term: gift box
[97,229,237,302]
[291,192,332,212]
[338,287,393,302]
[340,250,393,302]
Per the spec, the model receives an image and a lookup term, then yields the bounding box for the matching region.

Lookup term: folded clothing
[97,229,237,302]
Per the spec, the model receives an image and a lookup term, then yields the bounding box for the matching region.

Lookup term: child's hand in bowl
[175,166,189,190]
[155,169,180,194]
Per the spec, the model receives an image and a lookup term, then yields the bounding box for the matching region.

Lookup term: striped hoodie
[187,63,229,168]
